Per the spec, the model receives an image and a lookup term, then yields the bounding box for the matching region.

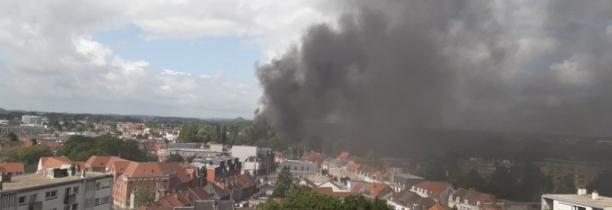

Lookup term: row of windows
[63,203,78,210]
[18,186,80,204]
[95,196,111,206]
[96,181,111,190]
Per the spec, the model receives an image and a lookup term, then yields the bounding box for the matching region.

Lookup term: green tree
[165,154,184,163]
[6,132,18,142]
[272,167,295,198]
[134,185,155,208]
[259,187,392,210]
[1,145,52,172]
[58,135,151,161]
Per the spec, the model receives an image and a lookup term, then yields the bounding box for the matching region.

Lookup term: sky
[0,0,338,118]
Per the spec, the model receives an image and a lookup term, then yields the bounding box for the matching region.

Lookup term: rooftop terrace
[1,172,110,192]
[543,194,612,209]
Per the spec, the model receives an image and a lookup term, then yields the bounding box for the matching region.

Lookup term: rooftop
[543,194,612,208]
[394,172,423,179]
[2,172,110,192]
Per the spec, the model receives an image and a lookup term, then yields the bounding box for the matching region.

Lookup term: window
[71,203,78,210]
[29,194,37,202]
[18,196,26,205]
[45,190,57,200]
[101,196,110,204]
[73,186,79,194]
[95,198,100,206]
[65,187,71,195]
[96,182,101,190]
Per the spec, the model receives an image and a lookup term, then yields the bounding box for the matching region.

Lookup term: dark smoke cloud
[256,0,612,147]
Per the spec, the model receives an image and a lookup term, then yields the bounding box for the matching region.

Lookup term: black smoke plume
[256,0,612,153]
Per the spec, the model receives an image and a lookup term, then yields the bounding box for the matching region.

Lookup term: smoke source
[256,0,612,150]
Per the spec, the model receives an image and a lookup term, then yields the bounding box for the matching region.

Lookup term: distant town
[0,109,611,210]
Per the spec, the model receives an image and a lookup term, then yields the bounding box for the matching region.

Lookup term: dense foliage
[272,167,295,198]
[1,145,52,172]
[165,153,184,163]
[178,120,275,147]
[4,132,18,142]
[134,185,155,208]
[58,135,152,161]
[259,187,391,210]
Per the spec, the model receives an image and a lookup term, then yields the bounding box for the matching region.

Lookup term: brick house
[111,162,197,210]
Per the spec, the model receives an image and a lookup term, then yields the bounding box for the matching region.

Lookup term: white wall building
[21,115,45,127]
[230,145,274,175]
[542,189,612,210]
[0,171,113,210]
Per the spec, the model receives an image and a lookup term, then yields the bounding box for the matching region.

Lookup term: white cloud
[73,36,112,66]
[550,57,590,85]
[0,0,320,118]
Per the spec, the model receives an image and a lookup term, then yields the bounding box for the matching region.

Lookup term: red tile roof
[351,182,367,193]
[85,156,128,169]
[108,160,131,174]
[179,187,213,201]
[40,156,72,169]
[430,203,450,210]
[235,174,256,189]
[159,163,193,184]
[0,162,25,174]
[413,181,452,196]
[123,162,165,177]
[367,183,392,197]
[158,194,185,207]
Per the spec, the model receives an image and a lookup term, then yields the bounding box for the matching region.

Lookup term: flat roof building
[0,171,113,210]
[542,189,612,210]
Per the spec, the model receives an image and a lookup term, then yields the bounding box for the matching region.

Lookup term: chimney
[592,191,599,200]
[578,188,587,196]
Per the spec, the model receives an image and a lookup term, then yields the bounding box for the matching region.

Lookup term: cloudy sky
[0,0,338,118]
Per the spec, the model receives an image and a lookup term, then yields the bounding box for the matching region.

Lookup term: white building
[21,115,45,127]
[0,170,113,210]
[230,145,274,175]
[159,143,227,161]
[542,189,612,210]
